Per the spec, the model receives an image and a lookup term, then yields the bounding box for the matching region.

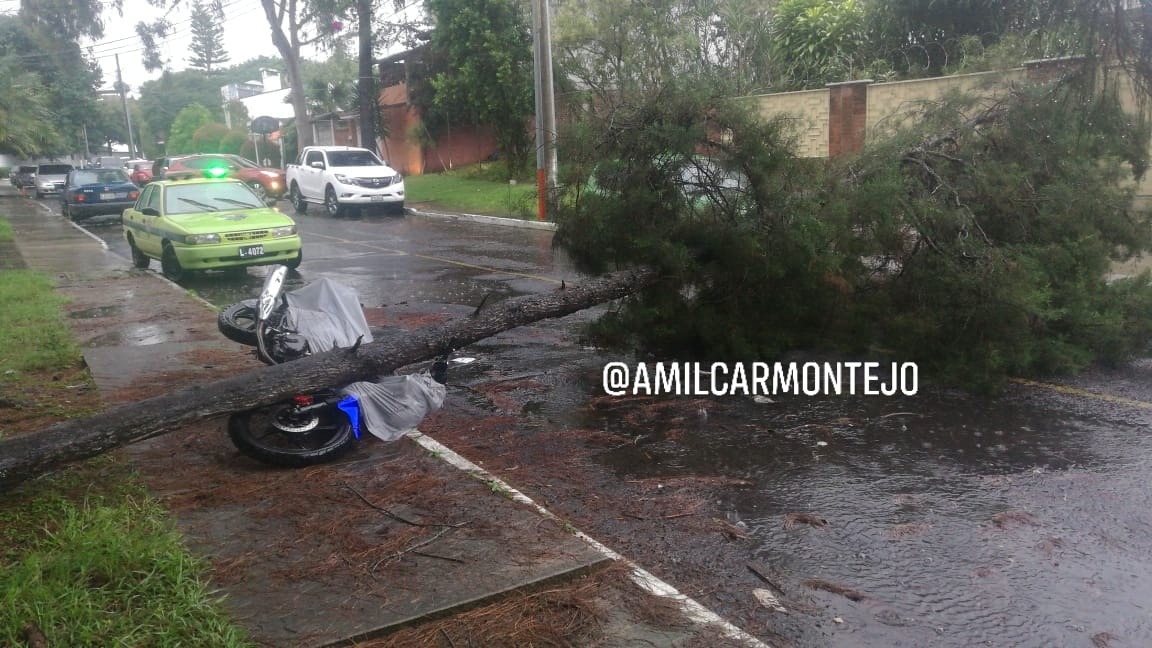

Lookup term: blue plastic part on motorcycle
[336,395,362,439]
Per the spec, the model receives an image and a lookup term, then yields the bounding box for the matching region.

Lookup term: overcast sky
[81,0,316,94]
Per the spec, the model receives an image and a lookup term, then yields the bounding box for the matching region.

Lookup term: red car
[160,154,286,205]
[124,159,153,186]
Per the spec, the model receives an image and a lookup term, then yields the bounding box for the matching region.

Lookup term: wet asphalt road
[19,192,1152,647]
[53,197,575,312]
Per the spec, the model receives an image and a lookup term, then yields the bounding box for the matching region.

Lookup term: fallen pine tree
[0,267,658,491]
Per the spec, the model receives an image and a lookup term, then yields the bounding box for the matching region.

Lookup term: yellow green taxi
[122,176,303,281]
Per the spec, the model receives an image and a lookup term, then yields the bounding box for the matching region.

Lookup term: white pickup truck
[285,146,405,217]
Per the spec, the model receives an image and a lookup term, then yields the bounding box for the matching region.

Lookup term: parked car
[585,156,750,216]
[158,154,286,205]
[121,177,302,281]
[284,146,405,216]
[33,163,75,198]
[11,165,36,188]
[60,168,140,220]
[122,158,154,186]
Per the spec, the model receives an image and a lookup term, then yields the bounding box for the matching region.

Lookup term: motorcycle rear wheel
[228,400,355,467]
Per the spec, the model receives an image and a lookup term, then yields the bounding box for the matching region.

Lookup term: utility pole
[81,123,91,164]
[115,54,138,158]
[358,0,376,154]
[531,0,557,221]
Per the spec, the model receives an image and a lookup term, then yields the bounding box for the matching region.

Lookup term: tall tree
[0,56,60,156]
[187,0,231,73]
[19,0,119,41]
[552,0,775,114]
[2,7,104,157]
[423,0,536,176]
[138,0,332,150]
[137,70,225,154]
[771,0,866,89]
[167,103,215,154]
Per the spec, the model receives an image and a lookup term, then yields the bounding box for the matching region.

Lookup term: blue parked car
[61,168,140,220]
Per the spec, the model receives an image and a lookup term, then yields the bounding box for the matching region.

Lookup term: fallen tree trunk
[0,268,658,491]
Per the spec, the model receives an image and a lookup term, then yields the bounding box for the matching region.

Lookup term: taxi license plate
[99,192,127,200]
[369,195,385,202]
[238,245,264,258]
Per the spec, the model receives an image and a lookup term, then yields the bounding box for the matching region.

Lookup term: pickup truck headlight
[270,226,297,238]
[333,173,351,184]
[185,233,221,244]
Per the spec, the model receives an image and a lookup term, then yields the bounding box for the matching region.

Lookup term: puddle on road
[84,323,176,347]
[69,304,125,319]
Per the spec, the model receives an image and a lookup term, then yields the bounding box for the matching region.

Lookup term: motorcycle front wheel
[227,400,355,467]
[217,300,289,348]
[217,299,260,346]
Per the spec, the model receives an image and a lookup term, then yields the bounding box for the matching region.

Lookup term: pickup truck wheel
[324,186,344,218]
[290,183,308,215]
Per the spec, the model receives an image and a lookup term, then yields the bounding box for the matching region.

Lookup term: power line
[6,0,265,71]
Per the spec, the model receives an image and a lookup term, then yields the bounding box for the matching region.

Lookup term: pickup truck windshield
[327,151,382,167]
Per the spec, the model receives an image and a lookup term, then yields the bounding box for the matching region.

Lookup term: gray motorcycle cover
[281,277,444,441]
[340,375,447,442]
[283,277,374,352]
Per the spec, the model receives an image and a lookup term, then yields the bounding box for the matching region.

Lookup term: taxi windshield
[165,182,263,215]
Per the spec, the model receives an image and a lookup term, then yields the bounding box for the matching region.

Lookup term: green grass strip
[0,253,250,646]
[0,270,79,374]
[0,493,248,646]
[405,164,537,218]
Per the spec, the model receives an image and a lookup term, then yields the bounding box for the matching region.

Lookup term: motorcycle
[219,266,447,467]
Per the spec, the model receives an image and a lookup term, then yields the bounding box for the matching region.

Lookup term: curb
[407,206,558,231]
[407,431,773,648]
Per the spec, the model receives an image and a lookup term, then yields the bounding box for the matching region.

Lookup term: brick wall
[828,81,870,157]
[375,81,498,176]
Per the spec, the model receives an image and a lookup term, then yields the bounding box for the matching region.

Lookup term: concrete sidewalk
[3,188,769,647]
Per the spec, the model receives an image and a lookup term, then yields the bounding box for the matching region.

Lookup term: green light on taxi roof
[204,165,229,178]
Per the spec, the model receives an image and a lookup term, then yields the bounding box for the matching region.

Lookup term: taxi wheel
[285,249,302,270]
[127,236,150,269]
[290,183,308,215]
[324,186,345,218]
[161,244,185,282]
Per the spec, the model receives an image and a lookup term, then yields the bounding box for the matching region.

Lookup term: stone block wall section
[754,56,1090,158]
[754,56,1152,200]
